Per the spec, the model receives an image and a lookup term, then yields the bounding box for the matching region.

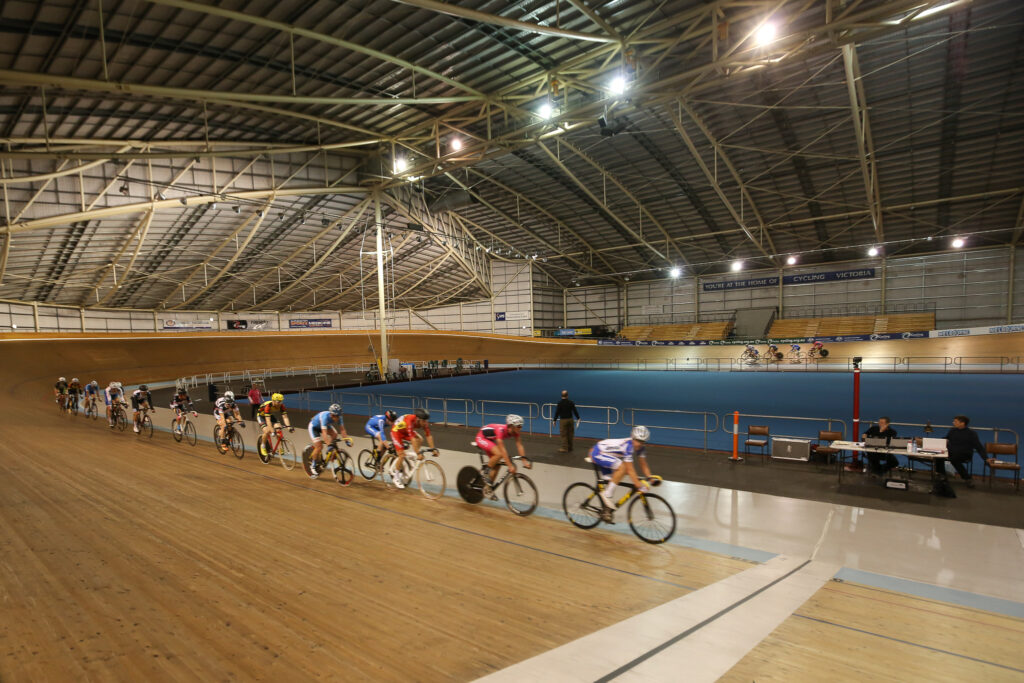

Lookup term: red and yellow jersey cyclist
[257,393,293,456]
[389,408,438,489]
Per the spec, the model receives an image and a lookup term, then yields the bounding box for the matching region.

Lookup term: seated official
[941,415,985,488]
[863,416,898,476]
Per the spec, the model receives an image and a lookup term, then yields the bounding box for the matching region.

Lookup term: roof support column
[842,44,884,243]
[374,191,389,370]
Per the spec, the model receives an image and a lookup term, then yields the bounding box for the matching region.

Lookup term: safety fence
[515,356,1024,373]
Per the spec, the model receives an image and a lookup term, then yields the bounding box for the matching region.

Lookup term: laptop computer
[920,437,947,454]
[888,437,911,449]
[864,437,890,448]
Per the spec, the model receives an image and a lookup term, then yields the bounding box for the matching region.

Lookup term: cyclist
[54,376,69,411]
[214,391,244,447]
[587,426,659,512]
[740,345,759,364]
[306,404,353,480]
[67,378,83,412]
[389,408,438,489]
[257,392,293,456]
[766,344,779,361]
[169,387,195,434]
[84,380,100,414]
[364,410,398,453]
[788,343,802,363]
[131,384,154,433]
[808,340,825,360]
[474,414,532,499]
[104,381,124,427]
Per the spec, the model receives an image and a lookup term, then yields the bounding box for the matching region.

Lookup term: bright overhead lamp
[538,102,554,120]
[669,266,682,278]
[755,21,777,47]
[450,137,462,152]
[610,75,627,96]
[951,237,965,249]
[786,255,797,266]
[868,246,880,257]
[731,260,743,272]
[393,157,408,174]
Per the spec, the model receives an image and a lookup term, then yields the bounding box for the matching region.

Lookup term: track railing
[541,403,620,438]
[720,412,847,450]
[477,400,541,432]
[623,408,720,452]
[424,396,475,426]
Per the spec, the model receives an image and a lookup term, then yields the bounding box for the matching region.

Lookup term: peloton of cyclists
[169,387,195,433]
[257,393,293,456]
[104,381,124,427]
[473,414,532,499]
[306,403,353,479]
[588,426,660,518]
[389,408,438,489]
[131,385,154,433]
[54,377,69,410]
[214,391,244,446]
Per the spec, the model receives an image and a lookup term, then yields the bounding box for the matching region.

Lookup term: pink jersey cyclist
[474,423,514,455]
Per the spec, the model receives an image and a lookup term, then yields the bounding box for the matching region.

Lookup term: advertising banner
[226,319,270,331]
[162,319,212,330]
[288,318,332,329]
[574,328,592,335]
[702,268,876,292]
[929,323,1024,338]
[555,328,576,337]
[599,331,928,346]
[495,312,506,321]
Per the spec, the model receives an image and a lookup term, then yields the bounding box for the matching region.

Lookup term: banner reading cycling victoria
[288,318,333,329]
[702,267,876,292]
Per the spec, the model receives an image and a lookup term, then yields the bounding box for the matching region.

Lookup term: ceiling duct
[428,190,479,213]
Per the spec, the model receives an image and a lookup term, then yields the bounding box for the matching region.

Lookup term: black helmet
[414,408,430,421]
[139,384,148,392]
[385,410,398,421]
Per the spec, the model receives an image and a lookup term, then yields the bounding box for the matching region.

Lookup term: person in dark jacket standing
[942,415,986,488]
[553,390,581,453]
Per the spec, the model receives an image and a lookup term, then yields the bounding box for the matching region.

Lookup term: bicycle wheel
[357,449,379,480]
[503,473,538,517]
[229,429,244,459]
[115,408,129,432]
[627,493,676,544]
[562,483,602,529]
[333,450,355,486]
[184,420,197,446]
[213,425,227,453]
[172,418,183,442]
[278,440,296,470]
[301,445,315,478]
[416,459,446,500]
[141,415,153,438]
[456,466,484,504]
[257,434,272,464]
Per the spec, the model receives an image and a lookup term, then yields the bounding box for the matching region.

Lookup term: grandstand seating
[620,321,734,341]
[767,313,935,338]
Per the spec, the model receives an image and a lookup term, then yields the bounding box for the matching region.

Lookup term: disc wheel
[278,439,296,470]
[229,429,244,459]
[257,435,272,464]
[357,449,379,480]
[503,473,538,516]
[172,418,183,442]
[333,450,355,486]
[456,466,484,504]
[141,415,153,438]
[416,459,446,500]
[627,493,676,544]
[563,483,602,529]
[183,421,197,446]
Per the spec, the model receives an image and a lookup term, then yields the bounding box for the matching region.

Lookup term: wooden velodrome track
[2,331,1023,680]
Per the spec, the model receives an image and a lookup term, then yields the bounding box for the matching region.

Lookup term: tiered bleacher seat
[768,313,936,338]
[622,322,733,341]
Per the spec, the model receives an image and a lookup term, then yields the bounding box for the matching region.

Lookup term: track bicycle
[384,446,446,500]
[171,407,199,446]
[135,405,154,438]
[357,437,395,481]
[85,394,99,420]
[213,418,245,459]
[111,399,130,432]
[302,440,355,485]
[68,393,81,416]
[456,445,538,516]
[562,464,676,544]
[258,424,296,470]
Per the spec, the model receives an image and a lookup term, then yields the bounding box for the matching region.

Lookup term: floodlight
[669,267,682,278]
[951,237,965,249]
[755,21,777,47]
[731,260,743,272]
[786,256,797,265]
[868,246,879,257]
[450,137,462,152]
[610,75,626,96]
[538,102,553,120]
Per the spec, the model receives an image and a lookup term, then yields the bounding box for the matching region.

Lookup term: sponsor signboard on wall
[288,318,332,329]
[162,319,212,330]
[702,268,876,292]
[226,319,270,330]
[495,311,529,321]
[930,323,1024,338]
[598,330,929,346]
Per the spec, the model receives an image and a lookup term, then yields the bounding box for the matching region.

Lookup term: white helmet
[71,378,79,383]
[91,380,98,386]
[113,382,122,389]
[631,425,651,442]
[224,391,235,400]
[506,413,524,428]
[59,376,66,382]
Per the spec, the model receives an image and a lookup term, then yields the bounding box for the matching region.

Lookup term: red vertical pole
[729,410,743,462]
[851,366,861,468]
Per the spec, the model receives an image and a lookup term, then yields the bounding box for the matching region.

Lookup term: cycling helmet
[113,382,122,389]
[71,378,79,383]
[329,403,342,416]
[91,380,98,387]
[791,344,800,350]
[414,408,430,421]
[271,392,284,402]
[506,414,524,428]
[385,410,398,421]
[631,425,651,442]
[139,384,148,392]
[813,340,823,347]
[59,376,66,382]
[223,391,234,400]
[745,345,754,350]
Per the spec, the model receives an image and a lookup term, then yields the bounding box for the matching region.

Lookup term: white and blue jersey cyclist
[587,426,659,507]
[364,410,398,447]
[306,404,353,479]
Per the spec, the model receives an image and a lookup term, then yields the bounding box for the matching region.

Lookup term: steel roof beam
[842,44,884,243]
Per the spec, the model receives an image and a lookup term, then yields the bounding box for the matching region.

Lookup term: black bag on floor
[931,478,956,498]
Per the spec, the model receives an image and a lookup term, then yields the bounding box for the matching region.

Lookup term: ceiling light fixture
[669,267,682,278]
[538,102,553,120]
[952,237,965,249]
[610,75,626,96]
[179,198,187,206]
[450,137,462,152]
[232,205,241,214]
[786,256,797,266]
[755,21,777,47]
[119,183,129,195]
[731,260,743,272]
[393,157,408,174]
[868,246,879,257]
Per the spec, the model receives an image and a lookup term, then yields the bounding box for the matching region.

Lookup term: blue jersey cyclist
[588,426,658,509]
[364,410,398,450]
[307,404,353,479]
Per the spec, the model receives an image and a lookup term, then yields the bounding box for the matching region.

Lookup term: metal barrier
[477,400,541,433]
[378,394,422,415]
[541,403,620,438]
[623,408,720,452]
[333,391,376,416]
[721,412,847,449]
[424,396,475,426]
